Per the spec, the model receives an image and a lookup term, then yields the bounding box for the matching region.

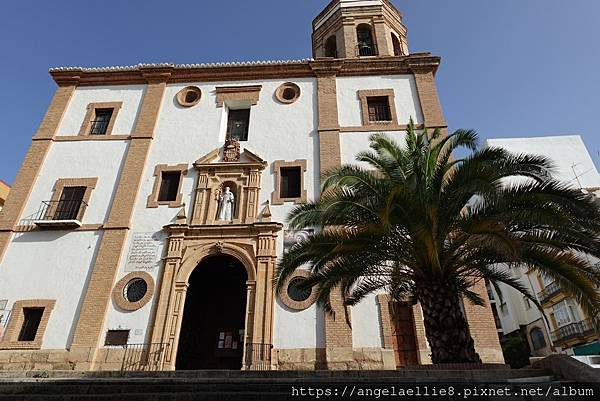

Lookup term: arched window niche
[356,24,377,56]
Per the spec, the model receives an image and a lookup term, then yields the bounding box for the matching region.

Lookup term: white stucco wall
[351,293,383,348]
[340,131,407,167]
[336,75,423,128]
[55,85,145,137]
[0,230,101,349]
[485,135,600,188]
[18,141,129,225]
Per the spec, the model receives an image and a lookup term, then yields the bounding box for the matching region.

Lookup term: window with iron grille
[90,108,114,135]
[54,186,86,220]
[226,109,250,141]
[158,172,181,202]
[18,307,44,341]
[367,97,392,122]
[280,167,301,199]
[105,329,129,346]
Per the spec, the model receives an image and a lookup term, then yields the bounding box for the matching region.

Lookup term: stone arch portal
[149,223,281,371]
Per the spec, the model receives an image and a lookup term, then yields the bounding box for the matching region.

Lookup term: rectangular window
[552,299,579,327]
[523,297,531,310]
[226,109,250,141]
[89,108,114,135]
[54,186,86,220]
[18,308,44,342]
[367,97,392,122]
[105,329,129,346]
[280,167,301,199]
[158,172,181,202]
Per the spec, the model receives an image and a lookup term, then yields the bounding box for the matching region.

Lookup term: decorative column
[192,172,210,225]
[247,233,277,369]
[341,17,358,58]
[244,169,262,224]
[149,232,184,370]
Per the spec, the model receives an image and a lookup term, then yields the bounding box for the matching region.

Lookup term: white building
[485,135,600,357]
[0,0,503,371]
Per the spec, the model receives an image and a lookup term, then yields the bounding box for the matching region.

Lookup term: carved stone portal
[191,147,267,226]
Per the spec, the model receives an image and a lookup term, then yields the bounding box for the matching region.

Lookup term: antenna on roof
[571,162,583,189]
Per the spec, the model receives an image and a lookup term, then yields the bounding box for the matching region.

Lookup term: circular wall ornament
[275,82,301,104]
[176,86,202,107]
[278,269,318,310]
[113,271,155,311]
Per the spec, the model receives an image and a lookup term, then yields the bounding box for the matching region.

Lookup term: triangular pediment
[193,147,266,168]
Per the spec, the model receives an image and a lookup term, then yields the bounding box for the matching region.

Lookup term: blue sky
[1,0,599,184]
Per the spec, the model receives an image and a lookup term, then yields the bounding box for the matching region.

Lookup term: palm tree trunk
[415,281,482,364]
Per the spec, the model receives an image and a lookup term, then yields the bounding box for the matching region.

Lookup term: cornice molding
[48,54,441,87]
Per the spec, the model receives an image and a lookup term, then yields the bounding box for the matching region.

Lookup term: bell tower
[312,0,409,59]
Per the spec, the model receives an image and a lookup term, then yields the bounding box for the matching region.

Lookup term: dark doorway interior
[175,255,248,370]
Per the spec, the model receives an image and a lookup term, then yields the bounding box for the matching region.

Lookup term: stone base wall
[0,347,127,371]
[273,347,396,370]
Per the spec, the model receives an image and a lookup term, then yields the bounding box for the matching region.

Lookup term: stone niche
[191,147,267,226]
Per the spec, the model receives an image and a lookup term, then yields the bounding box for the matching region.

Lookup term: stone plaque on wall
[125,232,164,271]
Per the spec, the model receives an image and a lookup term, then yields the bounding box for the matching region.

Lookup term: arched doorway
[175,254,248,370]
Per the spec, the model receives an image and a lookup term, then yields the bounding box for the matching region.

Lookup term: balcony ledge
[33,219,82,229]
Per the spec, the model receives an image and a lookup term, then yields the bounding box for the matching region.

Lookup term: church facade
[0,0,503,371]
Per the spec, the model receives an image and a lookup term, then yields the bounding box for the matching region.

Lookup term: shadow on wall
[11,229,78,243]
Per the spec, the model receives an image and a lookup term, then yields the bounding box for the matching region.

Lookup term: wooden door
[391,302,419,368]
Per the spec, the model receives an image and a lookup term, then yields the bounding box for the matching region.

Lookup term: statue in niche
[217,186,235,221]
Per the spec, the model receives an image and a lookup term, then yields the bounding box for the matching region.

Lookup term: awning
[573,341,600,356]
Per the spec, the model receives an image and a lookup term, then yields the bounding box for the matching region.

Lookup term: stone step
[0,374,565,397]
[0,367,553,379]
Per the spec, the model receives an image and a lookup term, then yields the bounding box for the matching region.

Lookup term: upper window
[367,97,392,122]
[158,172,181,202]
[147,164,187,208]
[324,35,338,58]
[18,308,44,342]
[35,178,97,228]
[530,328,547,351]
[54,186,86,220]
[90,108,114,135]
[357,90,398,128]
[272,160,307,205]
[356,24,377,56]
[391,33,403,56]
[280,167,301,199]
[79,102,122,137]
[227,109,250,141]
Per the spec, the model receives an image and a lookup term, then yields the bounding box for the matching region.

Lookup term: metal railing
[537,281,562,304]
[90,118,110,135]
[356,43,378,57]
[368,103,392,122]
[35,199,88,221]
[550,319,596,344]
[245,343,272,371]
[121,343,169,371]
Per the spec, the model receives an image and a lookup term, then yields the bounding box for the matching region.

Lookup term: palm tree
[275,121,600,364]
